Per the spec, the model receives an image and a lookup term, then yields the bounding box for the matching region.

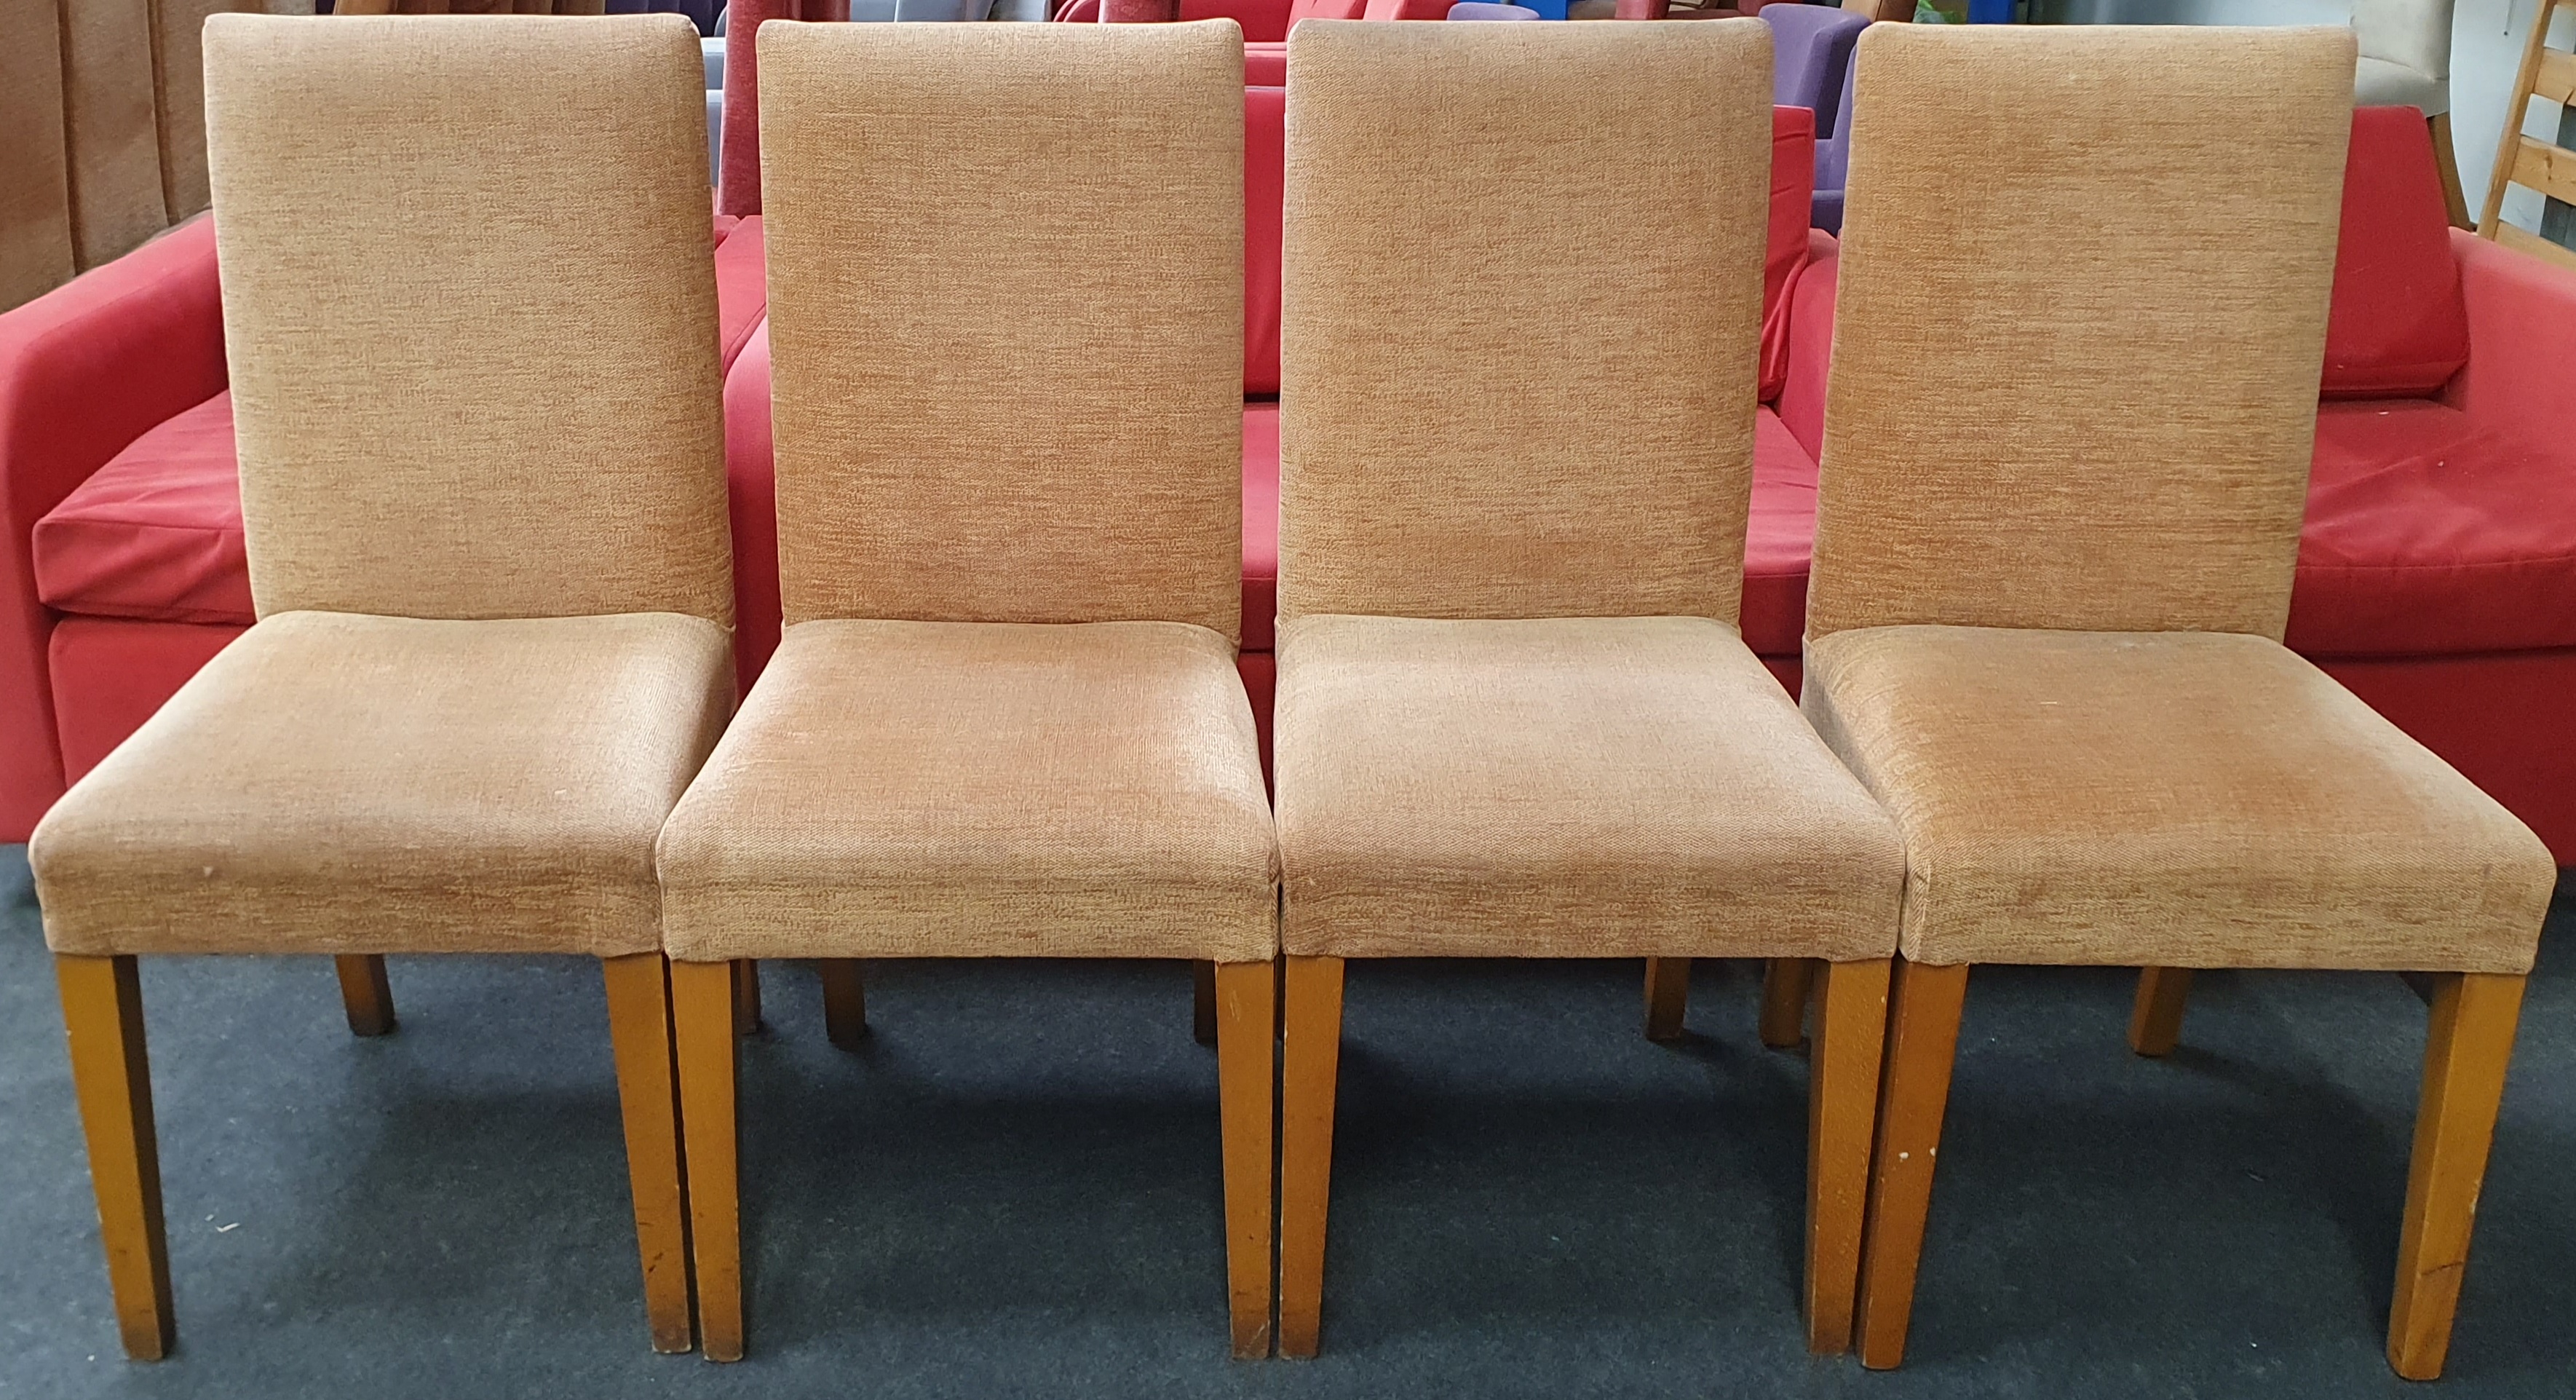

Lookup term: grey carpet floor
[2,845,2572,1399]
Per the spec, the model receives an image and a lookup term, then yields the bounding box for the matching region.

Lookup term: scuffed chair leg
[673,960,745,1361]
[1642,957,1690,1042]
[1856,959,1969,1371]
[1277,954,1346,1359]
[1806,957,1890,1353]
[731,960,761,1036]
[601,954,695,1354]
[2387,971,2526,1381]
[1213,960,1277,1357]
[1194,959,1218,1046]
[818,960,868,1049]
[1760,957,1815,1048]
[334,954,396,1037]
[2127,966,2192,1058]
[57,954,175,1361]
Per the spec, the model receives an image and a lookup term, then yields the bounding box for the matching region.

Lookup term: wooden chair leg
[1760,957,1815,1048]
[731,959,761,1037]
[601,954,695,1354]
[672,959,744,1361]
[2127,966,2192,1058]
[1277,954,1345,1360]
[2387,970,2526,1381]
[1213,960,1277,1358]
[56,954,175,1361]
[334,954,396,1037]
[1642,957,1690,1042]
[1807,957,1890,1354]
[2429,112,2470,229]
[818,960,868,1050]
[1193,959,1218,1046]
[1855,959,1969,1372]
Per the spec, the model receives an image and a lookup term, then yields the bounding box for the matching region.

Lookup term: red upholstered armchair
[1766,106,2576,862]
[0,215,770,842]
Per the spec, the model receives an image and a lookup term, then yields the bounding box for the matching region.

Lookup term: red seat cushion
[2289,398,2576,657]
[33,392,250,627]
[1243,401,1279,652]
[2321,107,2468,400]
[1743,406,1816,657]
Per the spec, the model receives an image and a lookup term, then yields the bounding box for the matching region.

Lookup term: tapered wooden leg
[56,954,174,1361]
[2127,966,2192,1058]
[1277,954,1345,1360]
[1213,960,1277,1358]
[1193,959,1218,1046]
[1760,957,1815,1048]
[731,960,761,1037]
[334,954,396,1037]
[673,960,744,1361]
[602,954,694,1354]
[1642,957,1690,1042]
[2429,112,2470,229]
[818,960,868,1050]
[1856,959,1969,1371]
[1807,957,1891,1353]
[2387,971,2526,1381]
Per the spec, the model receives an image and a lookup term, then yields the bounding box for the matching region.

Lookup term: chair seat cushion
[29,610,734,958]
[1272,613,1901,960]
[2290,399,2576,657]
[33,390,252,626]
[1802,625,2553,973]
[656,619,1277,964]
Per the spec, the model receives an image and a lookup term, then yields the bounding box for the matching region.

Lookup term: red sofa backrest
[2323,106,2470,399]
[1363,0,1448,15]
[1184,0,1296,38]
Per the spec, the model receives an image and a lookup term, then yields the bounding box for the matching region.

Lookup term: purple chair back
[1446,1,1539,14]
[1811,35,1857,234]
[1759,3,1866,128]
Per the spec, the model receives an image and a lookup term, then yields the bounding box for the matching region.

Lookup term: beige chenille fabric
[658,620,1277,964]
[758,21,1244,638]
[61,0,171,272]
[204,15,733,625]
[32,612,734,958]
[1802,627,2553,973]
[1279,20,1772,625]
[152,3,258,227]
[1276,614,1901,960]
[1807,25,2354,642]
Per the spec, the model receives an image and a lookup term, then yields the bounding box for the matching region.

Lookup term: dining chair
[2353,0,2467,226]
[1271,16,1904,1360]
[1809,23,2553,1381]
[30,13,730,1360]
[657,18,1277,1363]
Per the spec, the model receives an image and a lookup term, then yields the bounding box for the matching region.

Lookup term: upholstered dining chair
[1811,24,2553,1381]
[657,18,1275,1364]
[2353,0,2466,226]
[29,14,730,1360]
[1270,17,1903,1361]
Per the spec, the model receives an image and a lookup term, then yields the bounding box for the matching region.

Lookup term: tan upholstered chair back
[758,21,1245,638]
[204,15,734,625]
[0,0,76,309]
[1806,25,2353,644]
[1277,20,1774,627]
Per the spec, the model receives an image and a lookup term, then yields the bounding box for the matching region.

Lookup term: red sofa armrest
[1775,238,1836,464]
[0,216,226,837]
[2445,228,2576,448]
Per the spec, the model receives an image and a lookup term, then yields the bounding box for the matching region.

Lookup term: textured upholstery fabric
[1801,626,2552,973]
[31,610,734,957]
[2323,106,2467,398]
[203,15,733,625]
[1808,25,2354,643]
[47,617,242,788]
[1275,614,1900,960]
[61,0,171,272]
[2353,55,2445,116]
[152,3,255,227]
[658,620,1277,963]
[0,0,74,311]
[2352,0,2449,116]
[34,391,248,626]
[759,20,1245,638]
[1279,20,1772,624]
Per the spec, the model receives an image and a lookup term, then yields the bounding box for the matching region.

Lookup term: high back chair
[1807,23,2553,1380]
[656,18,1276,1364]
[28,13,732,1361]
[2476,0,2576,269]
[2352,0,2465,226]
[1271,17,1903,1360]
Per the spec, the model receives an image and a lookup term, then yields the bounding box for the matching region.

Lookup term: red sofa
[1760,106,2576,861]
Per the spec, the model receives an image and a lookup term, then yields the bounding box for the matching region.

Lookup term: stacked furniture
[2477,0,2576,269]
